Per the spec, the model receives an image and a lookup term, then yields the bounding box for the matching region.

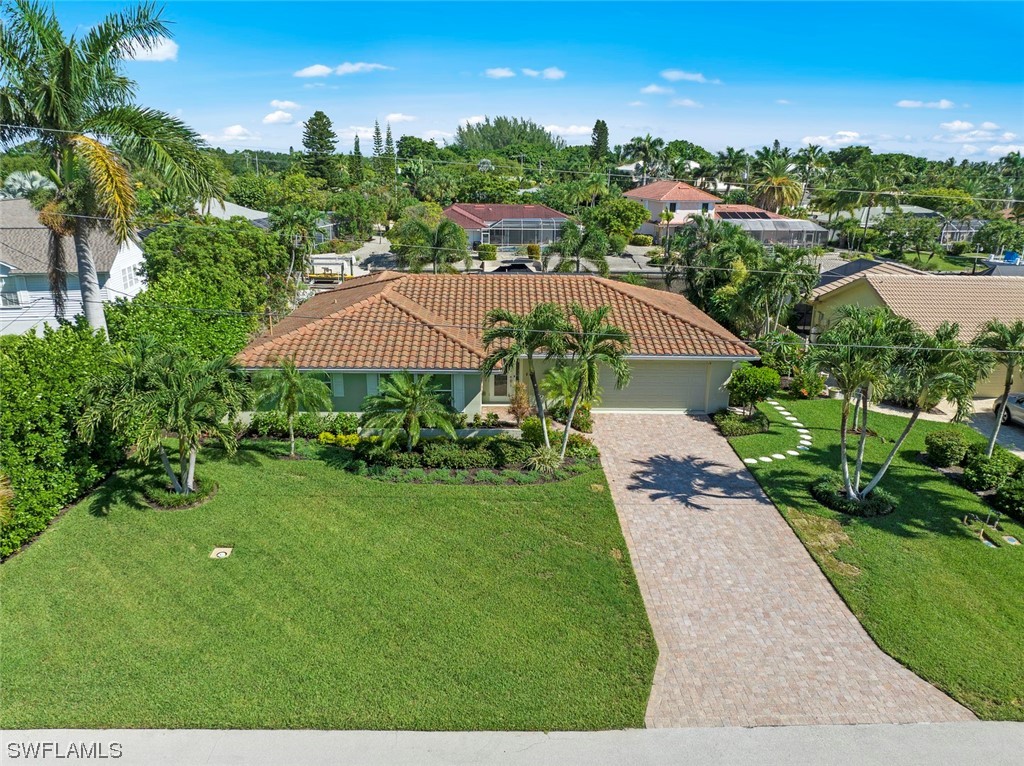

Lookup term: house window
[331,374,345,398]
[668,202,677,213]
[701,203,710,214]
[121,266,139,290]
[0,291,18,307]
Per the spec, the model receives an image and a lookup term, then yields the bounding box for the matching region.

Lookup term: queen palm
[401,217,469,273]
[795,144,826,187]
[481,303,567,449]
[715,147,748,193]
[254,355,334,457]
[973,319,1024,457]
[852,164,897,244]
[359,372,458,452]
[550,221,609,276]
[0,0,220,333]
[751,155,802,212]
[556,305,631,460]
[625,133,665,186]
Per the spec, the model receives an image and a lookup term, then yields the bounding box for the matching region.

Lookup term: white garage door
[594,360,710,412]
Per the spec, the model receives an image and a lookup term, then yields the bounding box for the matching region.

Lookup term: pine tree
[349,135,364,183]
[372,120,384,175]
[590,119,609,164]
[383,123,396,180]
[301,110,338,185]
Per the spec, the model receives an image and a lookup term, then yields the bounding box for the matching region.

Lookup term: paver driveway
[592,413,974,728]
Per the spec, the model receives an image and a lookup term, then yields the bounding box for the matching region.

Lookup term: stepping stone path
[742,402,813,464]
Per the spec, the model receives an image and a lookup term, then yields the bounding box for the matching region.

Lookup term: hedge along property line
[736,400,814,465]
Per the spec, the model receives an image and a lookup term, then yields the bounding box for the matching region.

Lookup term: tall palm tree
[795,144,826,187]
[556,305,631,459]
[659,207,675,254]
[751,155,802,212]
[481,303,567,449]
[742,246,818,336]
[269,204,322,283]
[549,221,609,276]
[715,147,748,193]
[852,163,898,244]
[359,372,457,453]
[625,133,665,186]
[0,0,220,333]
[254,355,334,457]
[973,319,1024,457]
[401,217,470,273]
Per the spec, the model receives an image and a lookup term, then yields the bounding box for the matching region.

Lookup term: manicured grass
[0,442,656,730]
[727,395,1024,720]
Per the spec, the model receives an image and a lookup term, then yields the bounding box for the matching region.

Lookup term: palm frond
[70,133,135,240]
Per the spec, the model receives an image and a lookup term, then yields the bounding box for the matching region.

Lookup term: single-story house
[714,204,827,247]
[0,199,145,335]
[623,180,721,240]
[442,203,569,248]
[195,199,272,229]
[237,271,758,414]
[806,271,1024,397]
[813,204,943,228]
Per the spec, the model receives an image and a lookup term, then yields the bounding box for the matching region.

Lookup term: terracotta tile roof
[623,180,722,203]
[442,203,569,229]
[714,204,786,219]
[238,271,757,370]
[811,260,925,299]
[856,274,1024,341]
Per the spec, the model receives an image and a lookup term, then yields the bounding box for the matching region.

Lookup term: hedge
[713,410,770,437]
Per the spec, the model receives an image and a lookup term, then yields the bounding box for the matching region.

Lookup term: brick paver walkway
[592,413,974,728]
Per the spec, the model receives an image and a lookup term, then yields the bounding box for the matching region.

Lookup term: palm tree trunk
[185,447,198,493]
[527,359,551,449]
[289,415,296,457]
[179,443,189,492]
[159,445,183,494]
[853,388,870,492]
[860,410,920,498]
[73,226,108,335]
[988,366,1016,457]
[861,203,872,251]
[840,397,854,499]
[559,380,586,461]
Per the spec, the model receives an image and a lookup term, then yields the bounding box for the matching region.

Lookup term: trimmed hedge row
[713,410,770,437]
[247,410,359,439]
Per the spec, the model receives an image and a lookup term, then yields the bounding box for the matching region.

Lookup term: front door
[485,370,513,403]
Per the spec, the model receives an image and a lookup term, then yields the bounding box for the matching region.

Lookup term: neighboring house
[815,204,943,228]
[442,203,569,248]
[714,204,827,247]
[195,199,271,229]
[806,272,1024,397]
[237,271,758,414]
[0,199,145,335]
[623,180,721,240]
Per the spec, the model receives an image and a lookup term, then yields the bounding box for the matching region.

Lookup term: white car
[995,393,1024,425]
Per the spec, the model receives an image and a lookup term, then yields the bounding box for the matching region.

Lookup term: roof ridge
[381,284,484,363]
[597,277,752,353]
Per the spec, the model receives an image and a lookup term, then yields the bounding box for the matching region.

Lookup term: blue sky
[60,1,1024,160]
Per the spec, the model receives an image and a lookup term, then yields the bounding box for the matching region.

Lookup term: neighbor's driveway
[591,414,973,728]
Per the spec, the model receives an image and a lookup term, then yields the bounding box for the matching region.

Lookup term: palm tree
[742,246,818,336]
[81,342,249,494]
[269,204,322,283]
[795,144,826,187]
[973,319,1024,457]
[556,305,631,459]
[254,356,333,457]
[0,169,56,199]
[401,217,470,273]
[359,371,457,452]
[625,133,665,185]
[715,147,748,193]
[852,164,898,245]
[659,207,675,254]
[549,221,609,276]
[1,0,220,333]
[481,303,567,449]
[751,155,803,212]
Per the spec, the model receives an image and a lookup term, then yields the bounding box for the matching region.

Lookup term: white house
[0,199,146,335]
[623,180,722,240]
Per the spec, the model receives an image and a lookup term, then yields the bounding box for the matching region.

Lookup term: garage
[591,359,736,413]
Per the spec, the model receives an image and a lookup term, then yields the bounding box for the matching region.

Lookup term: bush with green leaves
[520,416,556,447]
[924,430,970,468]
[726,364,781,416]
[476,243,498,260]
[962,447,1021,493]
[712,410,770,437]
[628,234,653,246]
[0,322,121,557]
[565,433,600,460]
[526,446,562,473]
[549,403,593,433]
[526,243,541,258]
[248,410,351,439]
[791,363,826,399]
[992,477,1024,521]
[810,472,896,517]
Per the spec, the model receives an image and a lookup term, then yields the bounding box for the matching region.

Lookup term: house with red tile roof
[442,203,569,248]
[238,271,758,414]
[623,180,721,240]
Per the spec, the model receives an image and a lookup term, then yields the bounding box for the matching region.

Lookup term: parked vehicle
[995,393,1024,425]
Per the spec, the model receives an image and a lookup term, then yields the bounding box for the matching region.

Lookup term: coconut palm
[556,304,631,459]
[359,371,457,452]
[852,164,898,244]
[625,133,665,186]
[715,147,748,193]
[549,221,609,276]
[481,303,567,449]
[253,355,333,457]
[973,319,1024,457]
[795,144,826,187]
[399,216,469,273]
[751,155,803,212]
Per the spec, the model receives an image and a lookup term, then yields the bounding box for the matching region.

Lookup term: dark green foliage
[712,410,771,437]
[992,478,1024,521]
[550,403,593,433]
[590,120,609,163]
[248,411,352,440]
[302,111,338,184]
[565,433,600,460]
[628,234,653,246]
[810,472,896,517]
[228,174,277,210]
[357,436,536,471]
[143,479,216,509]
[349,136,364,183]
[521,416,556,447]
[924,430,970,468]
[962,447,1021,493]
[453,116,565,153]
[396,135,440,160]
[583,198,649,238]
[727,364,781,415]
[477,243,498,260]
[0,322,120,557]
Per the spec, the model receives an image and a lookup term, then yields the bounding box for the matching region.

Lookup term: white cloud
[801,130,861,148]
[386,113,417,123]
[775,99,791,105]
[128,36,178,62]
[661,69,720,85]
[294,64,333,77]
[987,144,1024,156]
[460,115,485,125]
[940,120,973,131]
[895,98,955,109]
[522,68,539,77]
[628,101,646,107]
[640,83,673,95]
[980,121,1000,130]
[540,66,565,80]
[961,145,979,155]
[671,98,702,108]
[933,128,1017,143]
[335,62,394,75]
[484,67,516,78]
[262,110,293,125]
[270,99,299,110]
[545,124,591,136]
[339,125,374,139]
[202,124,259,143]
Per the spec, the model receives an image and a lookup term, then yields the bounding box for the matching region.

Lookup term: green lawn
[727,395,1024,720]
[0,442,656,730]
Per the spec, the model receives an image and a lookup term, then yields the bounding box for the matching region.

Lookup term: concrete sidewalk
[5,723,1023,765]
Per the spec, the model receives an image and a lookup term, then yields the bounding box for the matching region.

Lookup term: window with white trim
[121,266,139,290]
[332,374,345,398]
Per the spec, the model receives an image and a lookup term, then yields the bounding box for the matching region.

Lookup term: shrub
[422,440,496,469]
[317,431,335,445]
[477,243,498,260]
[331,412,360,435]
[520,416,556,447]
[791,364,826,399]
[809,472,896,517]
[924,430,970,468]
[962,448,1020,492]
[485,412,500,427]
[508,382,532,425]
[726,364,780,416]
[526,243,541,258]
[992,477,1024,521]
[249,410,342,439]
[451,412,469,429]
[628,234,653,246]
[607,233,627,255]
[526,446,562,473]
[712,410,771,437]
[549,403,593,433]
[143,479,217,509]
[566,433,600,460]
